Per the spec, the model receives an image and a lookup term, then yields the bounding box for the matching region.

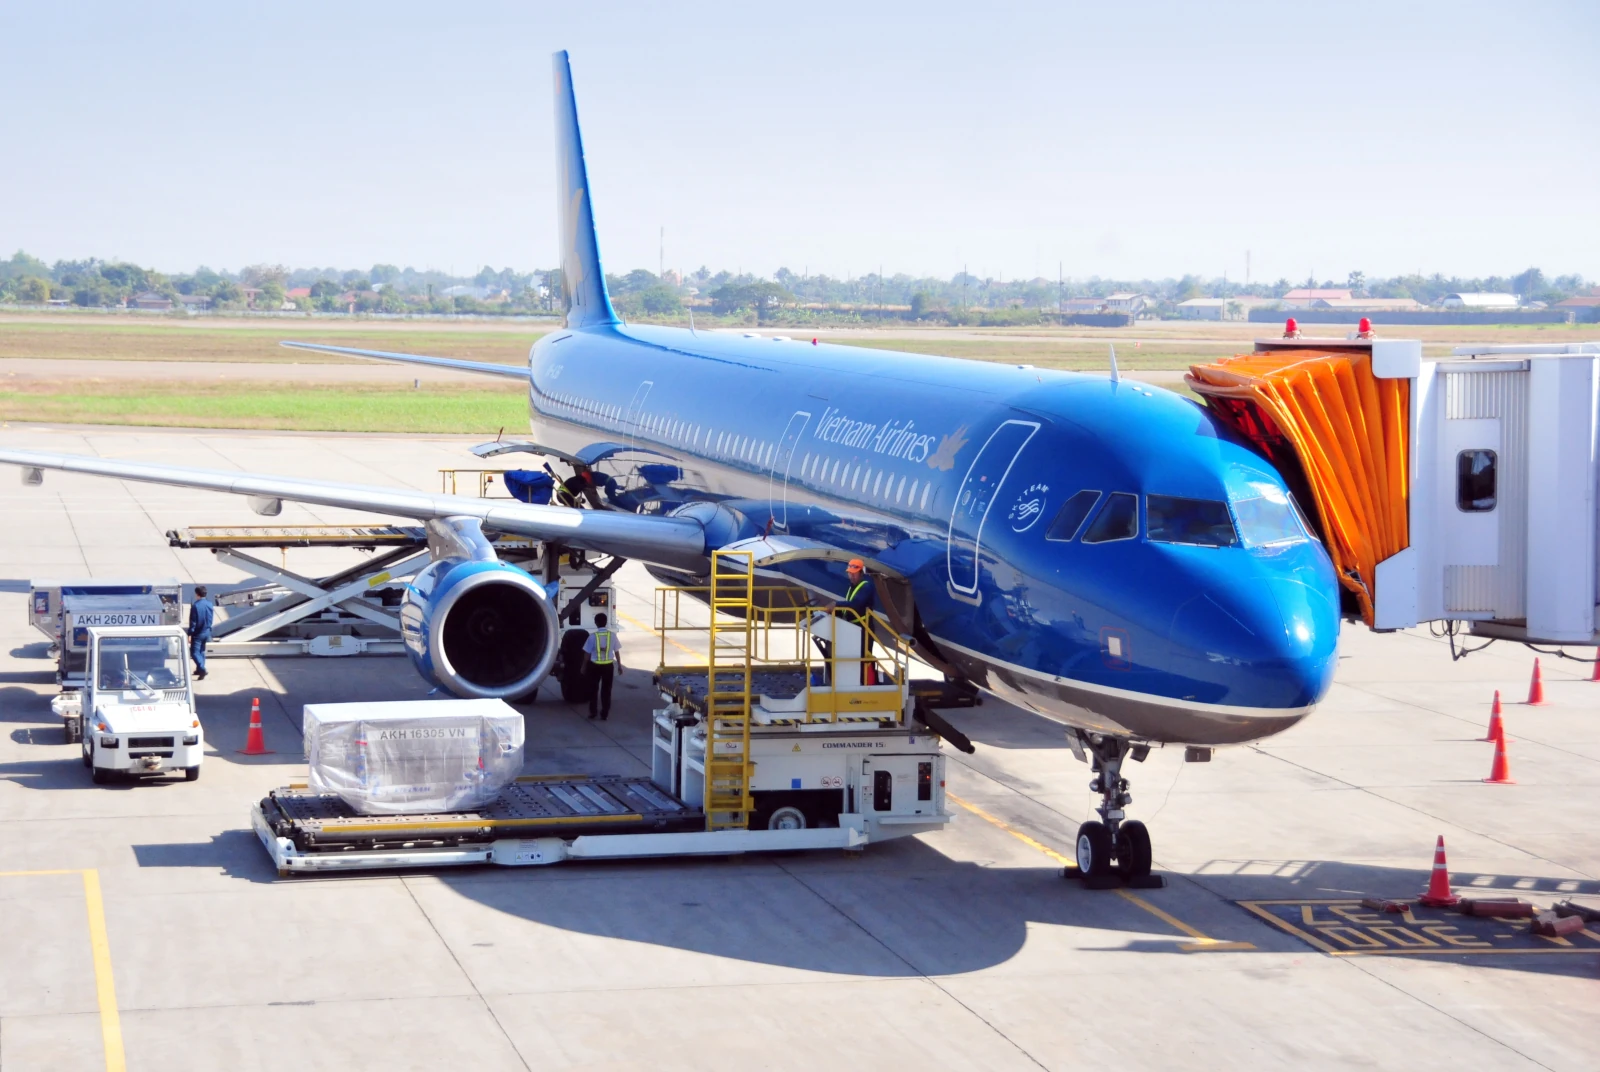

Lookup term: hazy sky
[2,1,1595,284]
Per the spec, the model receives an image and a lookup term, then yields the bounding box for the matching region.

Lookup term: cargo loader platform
[252,550,950,877]
[254,774,706,874]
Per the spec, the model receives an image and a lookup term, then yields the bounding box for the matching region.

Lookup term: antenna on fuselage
[1108,343,1120,384]
[689,309,696,335]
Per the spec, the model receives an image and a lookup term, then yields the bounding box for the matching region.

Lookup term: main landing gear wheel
[1075,821,1113,878]
[1116,819,1153,882]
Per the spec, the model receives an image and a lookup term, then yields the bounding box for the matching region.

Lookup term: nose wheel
[1070,734,1163,889]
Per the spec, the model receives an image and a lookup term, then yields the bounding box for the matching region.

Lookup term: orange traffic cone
[237,697,274,755]
[1479,690,1509,743]
[1418,835,1461,908]
[1483,723,1514,784]
[1589,652,1600,682]
[1525,658,1548,706]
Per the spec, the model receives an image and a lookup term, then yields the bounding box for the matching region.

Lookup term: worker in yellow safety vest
[582,613,621,720]
[821,559,877,683]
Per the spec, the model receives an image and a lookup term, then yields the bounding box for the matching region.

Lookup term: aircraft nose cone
[1168,576,1338,709]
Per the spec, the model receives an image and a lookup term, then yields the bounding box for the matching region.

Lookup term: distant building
[1058,297,1105,313]
[1441,292,1518,309]
[177,294,212,311]
[1104,293,1147,315]
[1176,298,1231,320]
[1554,291,1600,310]
[1282,288,1352,308]
[1310,297,1423,311]
[131,291,172,310]
[286,287,311,299]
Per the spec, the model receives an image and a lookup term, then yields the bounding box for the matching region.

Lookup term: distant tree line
[1,249,1588,325]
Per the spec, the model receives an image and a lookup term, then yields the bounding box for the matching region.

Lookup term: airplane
[0,50,1339,882]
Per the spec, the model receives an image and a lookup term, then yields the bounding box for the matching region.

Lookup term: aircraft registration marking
[1239,898,1600,957]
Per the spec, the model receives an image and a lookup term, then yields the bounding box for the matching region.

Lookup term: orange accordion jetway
[1187,342,1411,625]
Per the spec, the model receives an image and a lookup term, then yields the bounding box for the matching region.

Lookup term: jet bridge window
[1147,495,1238,547]
[1082,492,1139,544]
[1456,449,1497,512]
[1045,490,1101,542]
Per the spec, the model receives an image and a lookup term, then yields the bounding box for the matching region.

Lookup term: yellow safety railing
[438,469,517,498]
[653,582,908,724]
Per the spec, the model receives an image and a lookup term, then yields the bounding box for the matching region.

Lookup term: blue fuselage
[526,323,1340,745]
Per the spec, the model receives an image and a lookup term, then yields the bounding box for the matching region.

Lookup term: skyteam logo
[1007,482,1049,533]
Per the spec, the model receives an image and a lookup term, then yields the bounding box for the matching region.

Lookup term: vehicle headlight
[99,736,120,748]
[183,734,199,746]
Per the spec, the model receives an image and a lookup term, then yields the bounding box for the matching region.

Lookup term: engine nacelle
[400,557,558,700]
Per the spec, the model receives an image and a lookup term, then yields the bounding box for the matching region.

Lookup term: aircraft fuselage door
[768,410,811,529]
[624,380,653,452]
[947,419,1040,596]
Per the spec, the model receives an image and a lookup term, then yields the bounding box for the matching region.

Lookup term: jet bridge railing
[652,584,907,722]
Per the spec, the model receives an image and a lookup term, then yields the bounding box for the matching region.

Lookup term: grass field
[0,381,528,433]
[0,316,545,365]
[0,312,1594,431]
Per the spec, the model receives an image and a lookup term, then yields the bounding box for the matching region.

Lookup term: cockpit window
[1082,492,1139,544]
[1045,490,1101,543]
[1232,483,1309,548]
[1147,495,1237,547]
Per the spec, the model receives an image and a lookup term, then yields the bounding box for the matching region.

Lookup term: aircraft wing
[279,341,528,379]
[0,448,708,570]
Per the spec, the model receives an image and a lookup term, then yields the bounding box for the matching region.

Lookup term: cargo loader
[252,549,952,875]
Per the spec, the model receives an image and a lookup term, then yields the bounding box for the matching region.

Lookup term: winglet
[552,51,619,329]
[1108,343,1120,384]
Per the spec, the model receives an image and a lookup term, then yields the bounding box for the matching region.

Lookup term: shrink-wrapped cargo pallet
[303,699,524,815]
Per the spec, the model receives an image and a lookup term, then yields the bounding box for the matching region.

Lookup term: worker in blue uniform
[187,585,214,680]
[582,612,620,720]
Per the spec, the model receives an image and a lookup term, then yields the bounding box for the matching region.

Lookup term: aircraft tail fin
[552,50,620,329]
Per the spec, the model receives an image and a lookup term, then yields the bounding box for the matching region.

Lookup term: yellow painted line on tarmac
[0,869,126,1071]
[614,608,707,664]
[80,870,126,1071]
[946,792,1254,952]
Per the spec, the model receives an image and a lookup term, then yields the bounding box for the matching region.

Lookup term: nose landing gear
[1070,733,1164,889]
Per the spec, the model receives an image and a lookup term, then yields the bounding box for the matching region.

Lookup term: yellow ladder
[704,549,755,830]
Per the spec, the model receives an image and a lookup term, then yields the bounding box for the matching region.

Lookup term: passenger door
[768,410,811,530]
[946,419,1040,597]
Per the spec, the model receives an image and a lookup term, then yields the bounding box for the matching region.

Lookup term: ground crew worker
[833,559,876,630]
[187,585,214,680]
[821,559,877,683]
[556,470,596,508]
[583,612,620,720]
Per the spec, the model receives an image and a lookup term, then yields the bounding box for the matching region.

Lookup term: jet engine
[399,521,559,700]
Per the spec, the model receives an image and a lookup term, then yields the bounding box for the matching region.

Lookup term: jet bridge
[1189,337,1600,646]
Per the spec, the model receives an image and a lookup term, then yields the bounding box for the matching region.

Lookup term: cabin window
[920,482,931,511]
[873,471,884,496]
[1147,495,1238,547]
[716,433,725,452]
[896,475,906,502]
[1045,490,1102,543]
[1457,449,1497,512]
[1082,492,1139,544]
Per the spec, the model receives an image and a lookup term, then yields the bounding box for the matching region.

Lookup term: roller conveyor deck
[260,774,702,853]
